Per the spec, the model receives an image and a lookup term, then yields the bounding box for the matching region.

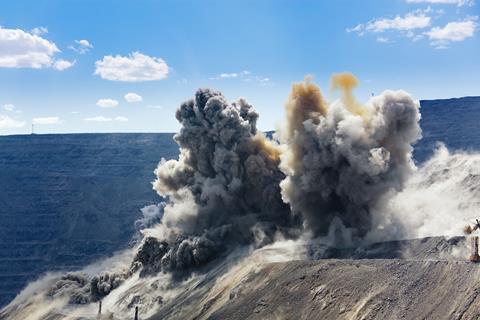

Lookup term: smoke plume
[368,144,480,242]
[133,88,294,275]
[131,74,422,276]
[278,73,421,243]
[46,271,127,304]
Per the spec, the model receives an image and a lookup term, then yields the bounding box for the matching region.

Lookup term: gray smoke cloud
[132,88,294,275]
[47,271,127,304]
[277,74,421,244]
[132,74,421,276]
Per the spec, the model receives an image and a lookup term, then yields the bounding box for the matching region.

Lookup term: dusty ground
[3,237,480,320]
[210,259,480,320]
[151,237,480,320]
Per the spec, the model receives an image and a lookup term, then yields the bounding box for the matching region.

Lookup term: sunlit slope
[210,258,480,320]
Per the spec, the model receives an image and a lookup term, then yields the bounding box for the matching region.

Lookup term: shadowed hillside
[0,133,177,306]
[414,97,480,162]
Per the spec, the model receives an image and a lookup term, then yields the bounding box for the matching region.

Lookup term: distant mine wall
[414,97,480,162]
[0,133,177,307]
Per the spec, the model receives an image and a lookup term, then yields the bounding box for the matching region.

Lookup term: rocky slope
[149,237,479,320]
[415,96,480,162]
[210,258,480,320]
[2,236,477,320]
[0,133,176,307]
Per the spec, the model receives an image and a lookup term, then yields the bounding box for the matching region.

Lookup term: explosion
[3,74,424,313]
[134,88,294,275]
[278,73,421,243]
[132,73,421,274]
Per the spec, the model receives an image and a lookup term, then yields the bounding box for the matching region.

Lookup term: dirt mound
[148,236,478,320]
[2,236,478,320]
[211,259,480,320]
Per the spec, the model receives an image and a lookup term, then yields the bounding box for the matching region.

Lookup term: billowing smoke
[368,144,480,242]
[277,73,421,243]
[133,74,421,275]
[47,271,127,304]
[2,74,428,317]
[132,88,294,275]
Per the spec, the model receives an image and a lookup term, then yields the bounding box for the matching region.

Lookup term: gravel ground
[210,259,480,320]
[151,237,480,320]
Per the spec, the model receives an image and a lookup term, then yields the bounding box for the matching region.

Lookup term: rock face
[414,96,480,162]
[0,133,177,307]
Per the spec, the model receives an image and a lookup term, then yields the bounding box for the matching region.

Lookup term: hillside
[209,258,480,320]
[0,133,177,307]
[414,96,480,162]
[1,237,477,320]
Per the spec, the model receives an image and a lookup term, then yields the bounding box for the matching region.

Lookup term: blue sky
[0,0,478,134]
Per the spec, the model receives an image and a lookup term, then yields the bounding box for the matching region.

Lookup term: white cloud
[406,0,474,6]
[77,40,91,47]
[32,116,61,125]
[94,52,169,82]
[84,116,128,122]
[258,76,270,82]
[220,73,238,78]
[84,116,111,122]
[348,7,477,49]
[349,12,431,34]
[31,27,48,36]
[211,70,251,80]
[210,70,270,85]
[53,59,75,71]
[96,98,119,108]
[124,92,143,103]
[407,31,425,41]
[425,18,477,46]
[0,26,60,68]
[69,39,93,54]
[347,24,364,34]
[0,115,25,129]
[3,104,15,112]
[376,36,391,43]
[147,105,164,109]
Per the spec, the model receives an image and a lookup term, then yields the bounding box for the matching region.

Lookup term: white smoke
[368,144,480,241]
[134,203,164,231]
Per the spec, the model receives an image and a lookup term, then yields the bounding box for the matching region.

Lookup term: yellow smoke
[331,72,368,118]
[281,77,329,174]
[284,76,328,138]
[251,133,281,163]
[281,73,371,173]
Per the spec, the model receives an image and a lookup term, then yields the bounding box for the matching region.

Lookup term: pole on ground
[134,306,139,320]
[470,236,480,262]
[98,300,102,314]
